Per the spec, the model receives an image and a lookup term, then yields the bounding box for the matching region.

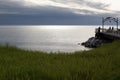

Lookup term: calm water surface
[0,25,97,52]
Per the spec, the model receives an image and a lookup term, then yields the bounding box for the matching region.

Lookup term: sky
[0,0,120,25]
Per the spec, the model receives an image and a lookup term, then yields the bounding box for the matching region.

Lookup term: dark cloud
[0,0,72,14]
[0,14,102,25]
[0,0,110,15]
[0,0,118,25]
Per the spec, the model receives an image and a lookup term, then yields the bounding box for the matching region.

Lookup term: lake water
[0,25,97,52]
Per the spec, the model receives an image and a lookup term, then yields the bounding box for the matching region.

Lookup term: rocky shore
[81,32,114,48]
[81,37,110,48]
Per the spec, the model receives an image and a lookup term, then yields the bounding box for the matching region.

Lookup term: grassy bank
[0,41,120,80]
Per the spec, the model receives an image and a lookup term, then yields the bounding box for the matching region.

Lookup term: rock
[81,37,105,48]
[81,42,85,45]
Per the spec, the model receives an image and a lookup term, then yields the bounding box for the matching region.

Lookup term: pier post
[117,18,118,30]
[102,17,104,32]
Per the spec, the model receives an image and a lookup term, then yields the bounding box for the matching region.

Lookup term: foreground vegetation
[0,40,120,80]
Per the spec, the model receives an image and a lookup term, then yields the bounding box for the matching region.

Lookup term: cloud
[0,14,102,25]
[0,0,113,15]
[0,0,119,25]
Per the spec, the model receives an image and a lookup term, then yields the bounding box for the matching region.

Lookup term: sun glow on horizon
[106,0,120,11]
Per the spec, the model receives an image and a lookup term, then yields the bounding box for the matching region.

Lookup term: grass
[0,40,120,80]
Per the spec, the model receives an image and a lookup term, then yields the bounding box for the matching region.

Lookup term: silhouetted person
[98,27,100,33]
[112,27,114,31]
[109,27,111,30]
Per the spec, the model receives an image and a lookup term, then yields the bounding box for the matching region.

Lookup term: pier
[82,17,120,48]
[95,17,120,40]
[95,28,120,40]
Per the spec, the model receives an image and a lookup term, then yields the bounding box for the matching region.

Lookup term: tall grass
[0,40,120,80]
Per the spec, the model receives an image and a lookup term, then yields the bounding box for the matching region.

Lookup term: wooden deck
[95,28,120,40]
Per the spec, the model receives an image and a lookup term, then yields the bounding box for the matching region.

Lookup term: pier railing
[95,28,120,37]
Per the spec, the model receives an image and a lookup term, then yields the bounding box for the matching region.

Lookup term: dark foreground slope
[0,41,120,80]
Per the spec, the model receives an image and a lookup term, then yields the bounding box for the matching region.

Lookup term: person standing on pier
[98,27,101,33]
[112,27,114,31]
